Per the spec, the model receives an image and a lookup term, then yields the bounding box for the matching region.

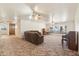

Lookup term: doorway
[9,24,15,35]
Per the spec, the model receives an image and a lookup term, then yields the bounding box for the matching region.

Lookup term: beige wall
[75,5,79,32]
[45,16,75,33]
[0,18,20,37]
[15,19,21,37]
[15,16,46,37]
[20,20,46,35]
[74,4,79,54]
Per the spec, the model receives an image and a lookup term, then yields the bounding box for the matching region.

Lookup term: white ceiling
[0,3,78,23]
[0,3,32,18]
[27,3,78,22]
[26,3,77,14]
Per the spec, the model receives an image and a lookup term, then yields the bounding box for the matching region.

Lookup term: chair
[62,34,68,48]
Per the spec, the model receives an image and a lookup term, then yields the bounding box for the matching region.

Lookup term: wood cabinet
[68,31,78,51]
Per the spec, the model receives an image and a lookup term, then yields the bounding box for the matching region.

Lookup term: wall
[45,13,75,33]
[75,4,79,32]
[20,19,46,35]
[53,20,75,33]
[74,4,79,54]
[15,19,21,37]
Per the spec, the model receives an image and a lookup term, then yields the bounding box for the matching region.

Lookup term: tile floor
[0,33,78,56]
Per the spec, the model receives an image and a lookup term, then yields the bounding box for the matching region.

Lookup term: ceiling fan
[26,4,48,20]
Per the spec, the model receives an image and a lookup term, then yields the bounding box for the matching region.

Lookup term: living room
[0,3,79,56]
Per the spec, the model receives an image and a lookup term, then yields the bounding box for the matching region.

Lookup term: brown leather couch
[24,31,44,45]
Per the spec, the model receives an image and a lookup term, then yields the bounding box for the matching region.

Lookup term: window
[0,23,7,31]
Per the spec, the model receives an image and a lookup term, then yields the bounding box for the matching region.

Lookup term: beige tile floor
[0,33,78,56]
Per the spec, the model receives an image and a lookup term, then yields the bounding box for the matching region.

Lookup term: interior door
[9,24,15,35]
